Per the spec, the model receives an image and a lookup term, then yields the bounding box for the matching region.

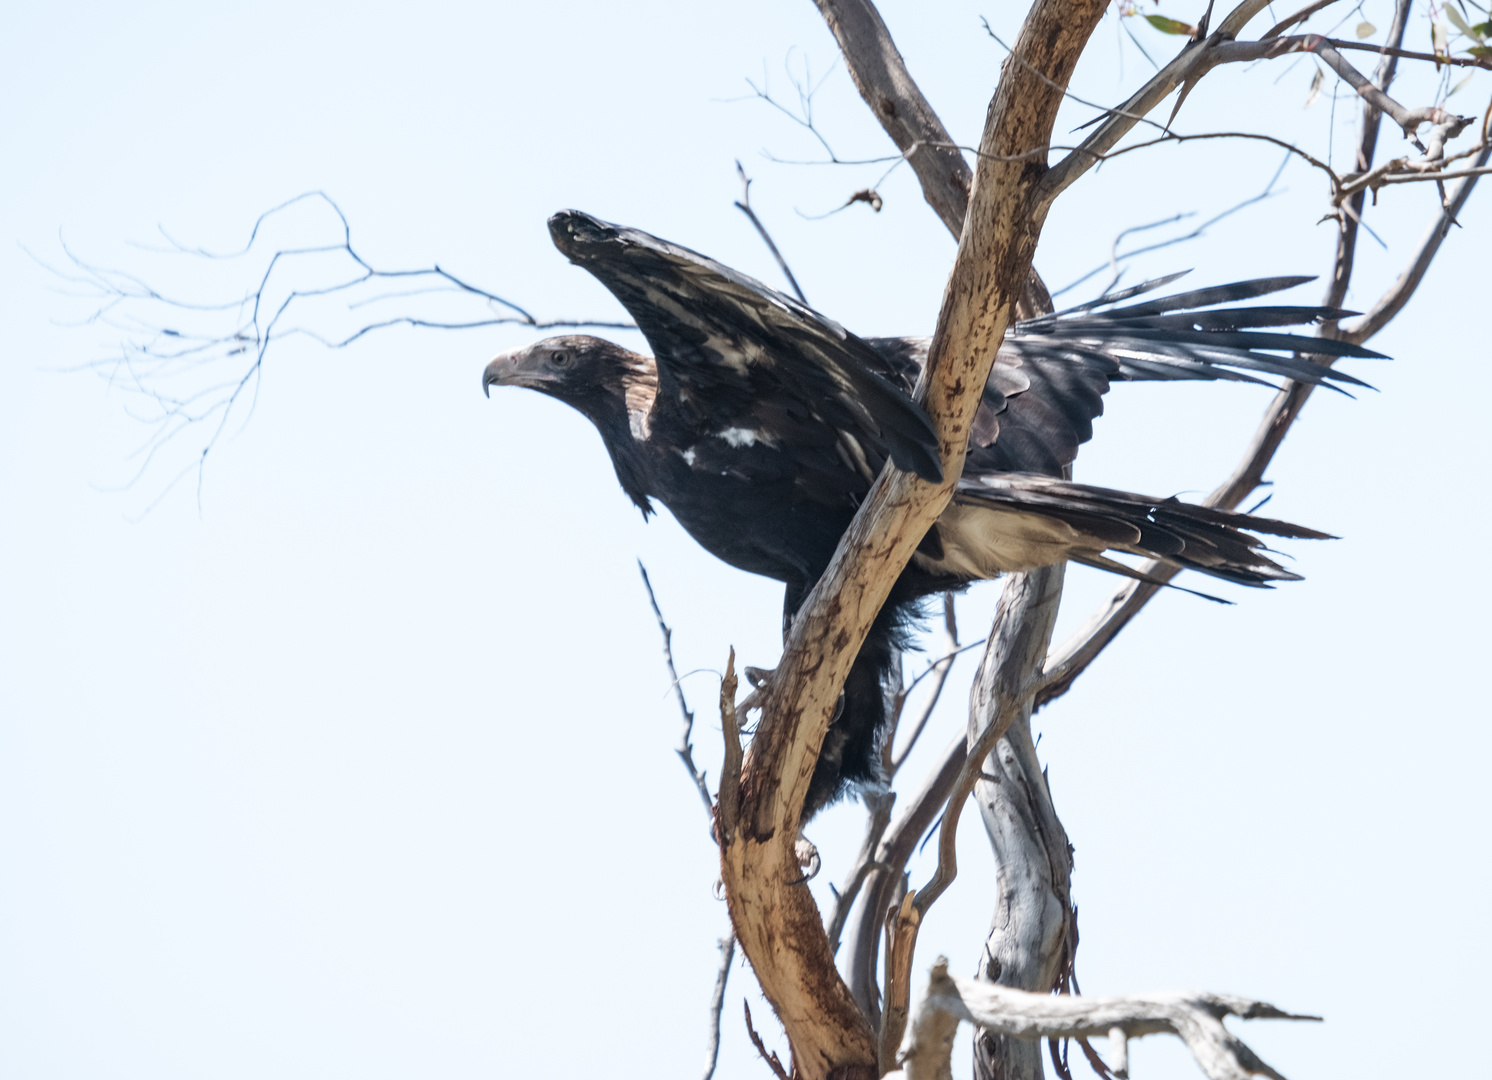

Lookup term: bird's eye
[551,352,570,368]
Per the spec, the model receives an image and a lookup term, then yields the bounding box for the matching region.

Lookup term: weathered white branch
[888,958,1318,1080]
[966,567,1072,1080]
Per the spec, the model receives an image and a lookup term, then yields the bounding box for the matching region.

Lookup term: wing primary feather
[1091,276,1318,318]
[1043,270,1195,319]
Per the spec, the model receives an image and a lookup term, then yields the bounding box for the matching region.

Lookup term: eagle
[485,211,1380,817]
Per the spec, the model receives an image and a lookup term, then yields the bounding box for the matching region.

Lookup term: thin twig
[826,791,895,955]
[743,1000,793,1080]
[46,191,632,511]
[1037,2,1480,210]
[1262,0,1347,38]
[734,162,810,306]
[1052,150,1292,299]
[638,562,716,822]
[702,933,736,1080]
[889,595,965,774]
[846,732,967,1027]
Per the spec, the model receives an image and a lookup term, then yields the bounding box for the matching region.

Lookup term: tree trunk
[967,566,1072,1080]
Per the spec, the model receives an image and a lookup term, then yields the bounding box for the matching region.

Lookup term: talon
[794,836,822,881]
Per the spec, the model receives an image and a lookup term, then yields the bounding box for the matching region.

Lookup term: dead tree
[717,2,1488,1079]
[52,1,1489,1077]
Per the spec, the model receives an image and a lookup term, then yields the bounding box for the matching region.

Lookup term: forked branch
[47,190,631,509]
[810,0,1055,317]
[889,958,1318,1080]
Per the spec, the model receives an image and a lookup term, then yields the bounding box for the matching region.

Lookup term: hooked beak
[482,351,512,398]
[483,348,549,397]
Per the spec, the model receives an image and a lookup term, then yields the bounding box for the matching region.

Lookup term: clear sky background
[2,2,1487,1078]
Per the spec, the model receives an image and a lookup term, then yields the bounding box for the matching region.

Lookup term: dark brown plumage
[484,211,1379,815]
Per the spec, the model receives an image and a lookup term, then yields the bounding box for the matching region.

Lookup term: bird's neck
[580,361,660,517]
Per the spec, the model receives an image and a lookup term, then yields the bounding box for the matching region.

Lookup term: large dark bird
[485,211,1380,816]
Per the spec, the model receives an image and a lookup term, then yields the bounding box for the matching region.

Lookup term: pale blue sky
[2,2,1486,1078]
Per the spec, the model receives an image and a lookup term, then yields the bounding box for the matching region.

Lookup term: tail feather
[952,473,1330,588]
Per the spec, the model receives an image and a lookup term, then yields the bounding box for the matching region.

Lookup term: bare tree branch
[635,563,739,1080]
[1347,141,1492,340]
[734,162,811,306]
[846,733,967,1027]
[1035,0,1482,213]
[638,562,719,823]
[888,594,964,775]
[966,570,1074,1080]
[703,934,736,1080]
[717,1,1112,1070]
[809,0,1054,318]
[1262,0,1347,39]
[808,0,972,240]
[1052,151,1292,299]
[825,790,894,957]
[743,999,793,1080]
[1040,1,1489,708]
[889,958,1319,1080]
[876,566,1067,1071]
[47,190,632,509]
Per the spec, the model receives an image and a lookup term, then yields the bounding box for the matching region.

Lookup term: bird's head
[483,335,619,399]
[483,334,657,433]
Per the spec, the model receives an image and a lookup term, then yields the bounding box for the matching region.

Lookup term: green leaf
[1144,13,1195,34]
[1446,6,1474,35]
[1468,44,1492,55]
[1356,20,1376,38]
[1449,72,1475,95]
[1472,20,1492,37]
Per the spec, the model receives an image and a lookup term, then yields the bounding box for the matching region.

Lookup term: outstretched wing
[548,210,942,483]
[870,275,1386,477]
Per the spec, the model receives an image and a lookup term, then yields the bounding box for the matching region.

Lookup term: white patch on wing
[622,358,657,442]
[836,432,875,483]
[703,332,756,375]
[627,403,652,441]
[715,427,775,448]
[681,447,698,466]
